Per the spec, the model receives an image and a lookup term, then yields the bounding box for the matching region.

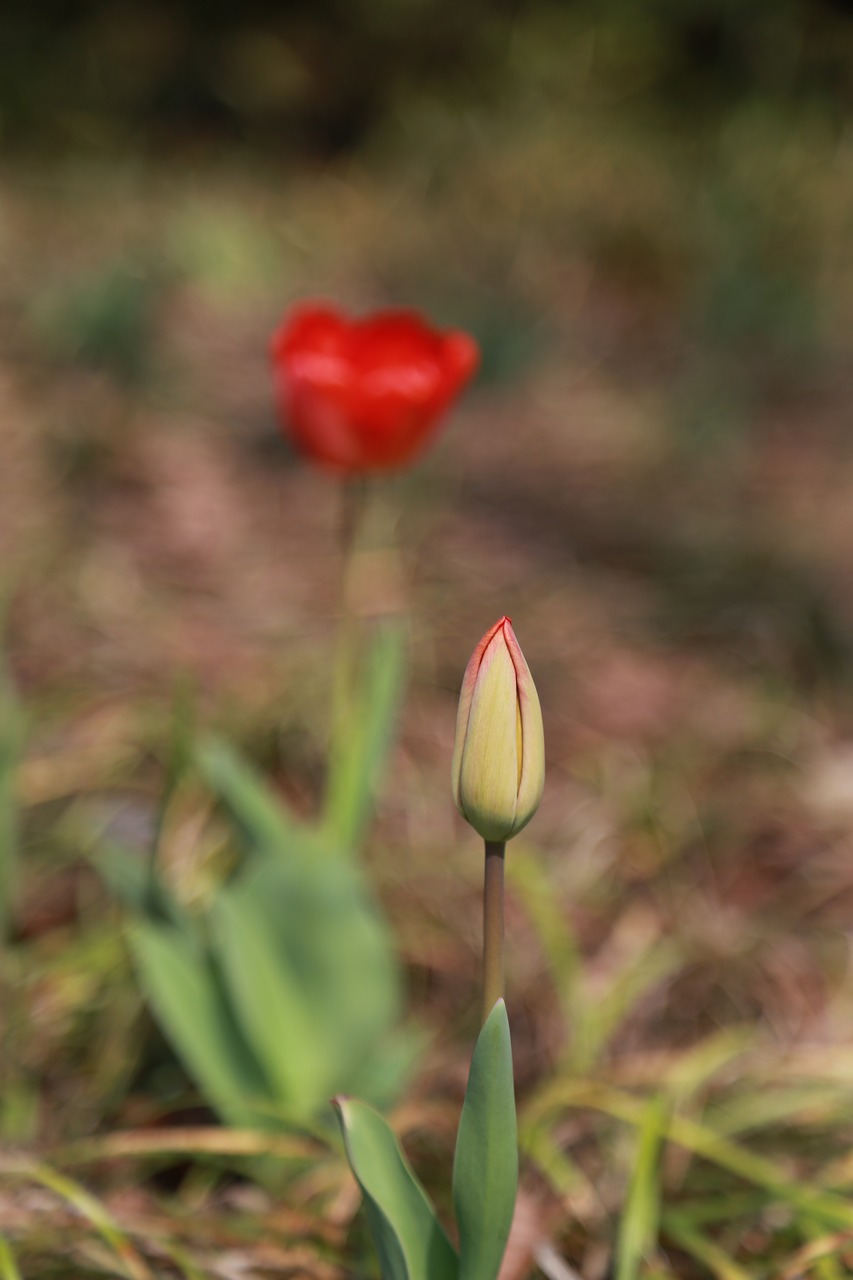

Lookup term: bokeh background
[5,3,853,1276]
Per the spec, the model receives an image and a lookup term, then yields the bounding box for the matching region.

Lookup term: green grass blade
[0,1237,22,1280]
[452,999,518,1280]
[615,1094,668,1280]
[0,1158,153,1280]
[662,1213,754,1280]
[666,1111,853,1234]
[710,1083,847,1137]
[573,940,681,1076]
[508,852,582,1029]
[798,1218,845,1280]
[324,620,405,853]
[334,1097,458,1280]
[525,1081,853,1235]
[521,1125,591,1201]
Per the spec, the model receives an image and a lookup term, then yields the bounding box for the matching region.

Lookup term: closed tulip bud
[452,617,545,842]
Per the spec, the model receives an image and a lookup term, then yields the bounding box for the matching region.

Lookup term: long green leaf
[324,621,406,853]
[129,921,270,1127]
[212,888,325,1114]
[452,999,518,1280]
[95,841,188,929]
[334,1097,458,1280]
[223,855,404,1111]
[197,737,323,861]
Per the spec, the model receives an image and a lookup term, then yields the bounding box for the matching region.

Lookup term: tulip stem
[339,478,368,567]
[482,840,506,1024]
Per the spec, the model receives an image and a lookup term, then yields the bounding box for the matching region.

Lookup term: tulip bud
[452,617,545,842]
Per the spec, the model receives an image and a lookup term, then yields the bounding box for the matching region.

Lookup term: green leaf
[95,842,188,929]
[509,852,581,1030]
[197,737,324,862]
[129,921,271,1128]
[452,999,518,1280]
[662,1214,753,1280]
[220,855,404,1112]
[212,887,327,1115]
[324,620,406,853]
[0,1234,23,1280]
[334,1097,458,1280]
[151,676,197,857]
[615,1094,668,1280]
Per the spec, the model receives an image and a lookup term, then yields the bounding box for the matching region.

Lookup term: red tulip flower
[270,303,479,472]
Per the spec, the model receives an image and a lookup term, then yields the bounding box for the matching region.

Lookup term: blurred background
[5,2,853,1276]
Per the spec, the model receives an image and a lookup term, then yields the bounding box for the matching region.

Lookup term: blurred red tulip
[271,304,479,472]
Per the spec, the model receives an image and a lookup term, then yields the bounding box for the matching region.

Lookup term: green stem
[338,477,369,575]
[482,840,506,1023]
[329,479,369,788]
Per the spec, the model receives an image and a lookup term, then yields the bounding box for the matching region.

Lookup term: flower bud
[452,617,545,842]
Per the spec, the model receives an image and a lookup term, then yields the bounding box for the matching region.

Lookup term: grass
[3,57,853,1276]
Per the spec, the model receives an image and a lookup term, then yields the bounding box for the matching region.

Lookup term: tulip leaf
[334,1097,458,1280]
[197,737,325,862]
[219,853,404,1112]
[104,730,409,1132]
[452,999,518,1280]
[324,620,406,853]
[212,889,326,1114]
[95,841,190,931]
[129,920,271,1128]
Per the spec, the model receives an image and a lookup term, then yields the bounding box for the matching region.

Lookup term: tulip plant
[99,302,481,1134]
[453,617,545,1020]
[335,618,545,1280]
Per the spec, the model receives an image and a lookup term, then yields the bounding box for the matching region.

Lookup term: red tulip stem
[339,478,369,569]
[326,479,373,850]
[482,840,506,1025]
[327,481,366,747]
[334,477,369,719]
